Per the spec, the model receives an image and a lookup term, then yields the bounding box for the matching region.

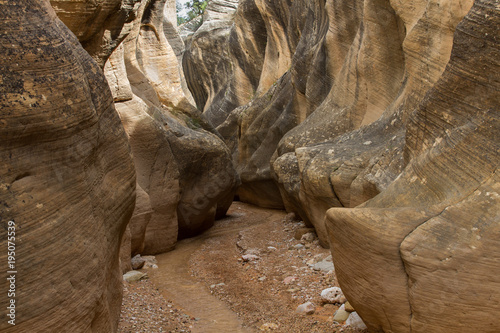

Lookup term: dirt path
[119,202,366,333]
[150,202,283,332]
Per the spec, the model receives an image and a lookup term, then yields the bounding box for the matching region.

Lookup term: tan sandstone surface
[327,1,499,331]
[102,0,239,258]
[1,0,498,332]
[183,0,499,331]
[0,0,136,331]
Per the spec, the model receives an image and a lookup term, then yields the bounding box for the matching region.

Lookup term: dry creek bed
[118,201,367,333]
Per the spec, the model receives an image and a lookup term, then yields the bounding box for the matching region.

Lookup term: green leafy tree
[177,0,208,25]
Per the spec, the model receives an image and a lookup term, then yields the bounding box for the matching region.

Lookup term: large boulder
[326,1,500,331]
[0,0,136,331]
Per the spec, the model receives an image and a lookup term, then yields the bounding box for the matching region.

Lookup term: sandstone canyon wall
[1,0,498,331]
[50,0,143,68]
[102,0,240,256]
[0,1,136,331]
[184,0,499,331]
[51,0,240,257]
[327,1,499,331]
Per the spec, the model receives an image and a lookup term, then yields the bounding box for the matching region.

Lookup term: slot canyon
[0,0,498,332]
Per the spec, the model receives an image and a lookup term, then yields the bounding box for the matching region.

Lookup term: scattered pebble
[294,228,316,240]
[313,255,335,272]
[346,312,368,330]
[210,283,226,288]
[345,301,355,312]
[283,276,298,284]
[242,254,260,261]
[296,301,316,315]
[118,280,193,332]
[142,256,159,269]
[260,322,279,331]
[123,270,148,283]
[333,304,350,322]
[131,254,146,270]
[321,287,346,304]
[301,232,316,243]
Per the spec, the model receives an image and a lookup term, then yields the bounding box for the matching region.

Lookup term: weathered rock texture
[273,0,477,244]
[0,0,136,331]
[182,0,239,114]
[184,0,499,331]
[183,0,492,243]
[327,1,500,331]
[104,0,239,254]
[50,0,142,67]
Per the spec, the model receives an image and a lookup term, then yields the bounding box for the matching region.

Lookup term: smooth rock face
[272,0,476,245]
[327,1,500,332]
[183,0,488,246]
[104,0,239,252]
[183,0,239,113]
[0,1,136,331]
[183,0,499,331]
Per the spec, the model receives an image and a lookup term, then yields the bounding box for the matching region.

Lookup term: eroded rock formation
[50,0,142,67]
[0,1,136,331]
[184,0,499,331]
[103,0,239,254]
[183,0,489,244]
[327,1,499,331]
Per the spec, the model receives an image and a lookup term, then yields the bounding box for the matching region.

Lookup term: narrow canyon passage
[129,201,353,332]
[149,202,285,332]
[2,1,498,332]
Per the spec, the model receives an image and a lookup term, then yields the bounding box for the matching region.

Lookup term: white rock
[301,232,316,243]
[313,259,335,272]
[123,270,148,282]
[242,254,260,261]
[259,323,279,330]
[295,301,315,315]
[131,254,146,270]
[245,248,261,256]
[346,312,368,330]
[321,287,346,304]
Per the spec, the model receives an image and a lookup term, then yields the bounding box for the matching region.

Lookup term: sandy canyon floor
[118,202,367,333]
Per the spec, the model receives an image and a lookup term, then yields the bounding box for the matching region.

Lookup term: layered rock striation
[0,0,136,331]
[183,0,490,244]
[103,0,239,255]
[184,0,499,331]
[50,0,143,68]
[327,1,499,331]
